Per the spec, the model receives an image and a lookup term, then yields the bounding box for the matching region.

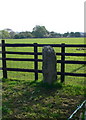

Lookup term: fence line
[0,40,86,82]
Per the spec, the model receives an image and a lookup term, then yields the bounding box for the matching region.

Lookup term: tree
[69,32,75,37]
[74,32,81,37]
[23,31,33,38]
[14,34,20,39]
[32,25,49,38]
[63,32,69,37]
[14,31,33,39]
[49,31,61,38]
[9,31,16,39]
[3,28,16,39]
[0,30,10,39]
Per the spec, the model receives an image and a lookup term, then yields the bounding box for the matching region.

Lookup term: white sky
[0,0,85,33]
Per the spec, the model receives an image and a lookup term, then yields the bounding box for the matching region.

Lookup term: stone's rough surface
[42,46,57,84]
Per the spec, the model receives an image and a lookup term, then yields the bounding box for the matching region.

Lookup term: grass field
[1,38,86,82]
[0,37,86,119]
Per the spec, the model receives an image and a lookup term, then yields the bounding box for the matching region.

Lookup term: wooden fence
[0,40,86,82]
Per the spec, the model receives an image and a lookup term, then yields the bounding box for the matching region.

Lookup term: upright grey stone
[42,46,57,84]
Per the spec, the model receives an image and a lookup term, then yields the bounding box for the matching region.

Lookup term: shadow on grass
[2,78,85,119]
[2,79,63,119]
[21,80,63,99]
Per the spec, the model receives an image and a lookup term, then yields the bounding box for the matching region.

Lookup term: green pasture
[0,38,85,86]
[0,37,86,84]
[0,38,86,119]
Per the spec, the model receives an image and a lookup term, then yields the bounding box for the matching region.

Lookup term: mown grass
[0,38,86,119]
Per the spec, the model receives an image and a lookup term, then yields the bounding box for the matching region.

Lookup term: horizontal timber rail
[0,67,86,77]
[0,40,86,82]
[0,51,86,56]
[0,58,86,64]
[0,43,86,47]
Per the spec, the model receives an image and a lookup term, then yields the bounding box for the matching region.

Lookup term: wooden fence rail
[0,40,86,82]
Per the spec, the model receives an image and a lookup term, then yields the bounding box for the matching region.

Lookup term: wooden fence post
[34,43,38,80]
[2,40,7,79]
[61,43,65,82]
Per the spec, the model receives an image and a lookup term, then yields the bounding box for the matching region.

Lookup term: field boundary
[0,40,86,82]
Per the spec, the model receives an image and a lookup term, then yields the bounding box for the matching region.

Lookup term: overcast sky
[0,0,85,33]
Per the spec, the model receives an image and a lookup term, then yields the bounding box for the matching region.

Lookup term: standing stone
[42,46,57,84]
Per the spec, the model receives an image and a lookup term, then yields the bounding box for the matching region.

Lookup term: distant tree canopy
[0,30,10,39]
[32,25,49,38]
[63,32,69,37]
[14,31,33,39]
[0,25,84,39]
[74,32,81,37]
[49,31,61,38]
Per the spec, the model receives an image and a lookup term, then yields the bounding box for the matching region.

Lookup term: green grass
[0,38,86,119]
[2,79,85,119]
[1,37,85,81]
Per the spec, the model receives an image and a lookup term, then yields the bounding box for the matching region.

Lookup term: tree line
[0,25,84,39]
